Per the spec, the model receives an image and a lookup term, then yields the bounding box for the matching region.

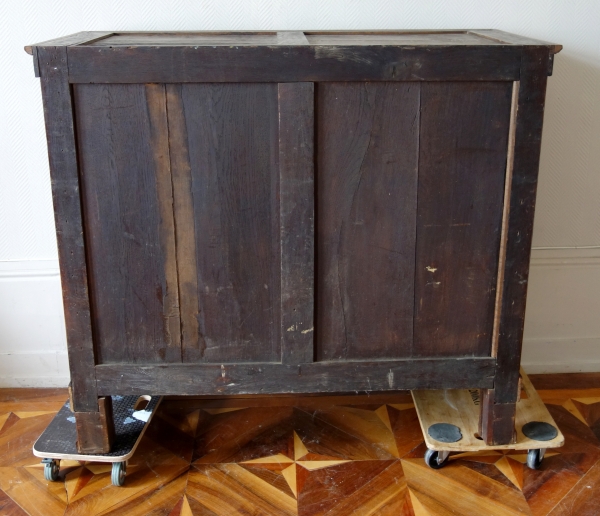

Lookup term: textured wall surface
[1,0,599,385]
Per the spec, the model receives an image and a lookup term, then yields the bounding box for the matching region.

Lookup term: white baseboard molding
[0,351,70,388]
[521,337,600,374]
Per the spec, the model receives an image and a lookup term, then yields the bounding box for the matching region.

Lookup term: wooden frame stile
[278,81,315,366]
[480,47,551,445]
[36,34,116,454]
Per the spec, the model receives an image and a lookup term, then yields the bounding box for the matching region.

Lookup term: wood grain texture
[89,32,278,47]
[304,32,501,46]
[413,81,513,357]
[66,45,522,83]
[548,459,600,515]
[2,376,598,516]
[494,47,551,405]
[27,29,561,52]
[279,83,315,365]
[316,82,419,361]
[94,358,496,396]
[25,31,113,54]
[74,83,181,364]
[165,84,199,364]
[74,396,114,454]
[530,372,600,390]
[491,81,520,358]
[468,30,563,54]
[479,390,517,446]
[37,47,97,412]
[171,83,281,363]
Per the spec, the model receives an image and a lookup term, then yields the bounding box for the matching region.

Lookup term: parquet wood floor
[1,379,600,515]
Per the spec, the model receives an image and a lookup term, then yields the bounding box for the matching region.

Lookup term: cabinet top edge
[24,29,562,55]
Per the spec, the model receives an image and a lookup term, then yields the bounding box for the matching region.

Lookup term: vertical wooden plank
[493,48,551,404]
[74,83,181,363]
[481,49,550,446]
[74,396,114,453]
[37,46,97,412]
[175,83,281,363]
[491,81,520,358]
[147,84,182,361]
[414,82,513,357]
[278,83,315,365]
[316,82,419,361]
[166,84,200,362]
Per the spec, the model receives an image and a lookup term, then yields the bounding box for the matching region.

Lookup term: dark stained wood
[89,32,278,47]
[31,46,40,77]
[278,83,315,364]
[30,31,560,450]
[74,83,181,364]
[481,47,551,445]
[165,84,199,363]
[478,388,516,446]
[413,81,513,357]
[95,357,496,396]
[548,459,600,515]
[530,372,600,390]
[24,31,113,54]
[74,396,114,454]
[494,48,551,405]
[163,392,413,408]
[37,47,98,413]
[468,30,563,54]
[315,82,419,361]
[304,32,501,45]
[27,29,561,52]
[65,45,522,83]
[172,83,281,363]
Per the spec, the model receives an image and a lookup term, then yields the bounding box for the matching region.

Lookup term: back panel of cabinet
[76,82,281,365]
[315,81,512,361]
[74,84,181,364]
[167,83,281,363]
[315,82,420,361]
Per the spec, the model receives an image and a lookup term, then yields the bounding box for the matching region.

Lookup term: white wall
[1,1,599,386]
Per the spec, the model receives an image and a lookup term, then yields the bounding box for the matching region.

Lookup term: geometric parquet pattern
[1,385,600,515]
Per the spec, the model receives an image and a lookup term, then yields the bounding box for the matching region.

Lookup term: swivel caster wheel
[111,461,127,487]
[42,459,60,481]
[527,449,545,470]
[424,449,450,469]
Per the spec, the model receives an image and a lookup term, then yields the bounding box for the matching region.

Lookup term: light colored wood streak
[402,458,531,516]
[412,370,564,452]
[187,465,297,515]
[276,31,309,45]
[491,80,520,358]
[165,85,201,360]
[146,84,182,359]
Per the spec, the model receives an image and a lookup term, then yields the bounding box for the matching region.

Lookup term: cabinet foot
[74,396,115,454]
[479,389,517,446]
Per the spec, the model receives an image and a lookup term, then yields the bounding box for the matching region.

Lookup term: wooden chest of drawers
[26,30,561,453]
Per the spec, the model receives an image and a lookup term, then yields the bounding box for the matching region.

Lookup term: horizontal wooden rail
[95,357,496,396]
[65,46,522,83]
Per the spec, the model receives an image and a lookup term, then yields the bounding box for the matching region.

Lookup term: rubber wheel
[527,449,543,470]
[43,460,60,482]
[424,449,448,469]
[111,461,126,487]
